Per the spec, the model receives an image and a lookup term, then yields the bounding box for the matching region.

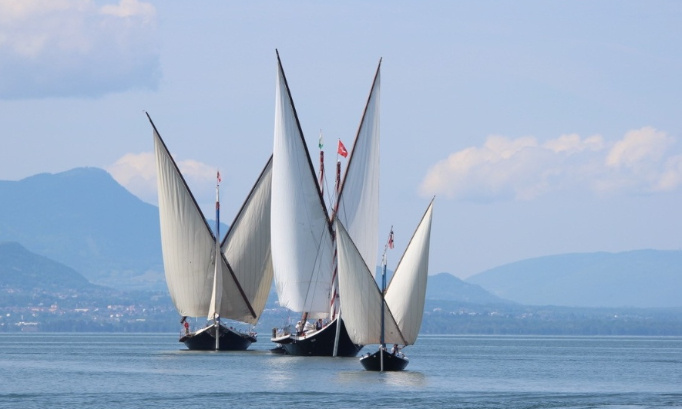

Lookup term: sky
[2,1,682,279]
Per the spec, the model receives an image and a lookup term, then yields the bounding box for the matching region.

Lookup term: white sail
[336,219,404,346]
[336,61,381,277]
[271,52,335,314]
[153,125,216,317]
[207,242,223,321]
[385,200,434,345]
[151,113,271,322]
[221,157,274,325]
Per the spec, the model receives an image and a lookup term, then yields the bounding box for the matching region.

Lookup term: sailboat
[336,199,434,371]
[269,50,381,356]
[147,112,274,351]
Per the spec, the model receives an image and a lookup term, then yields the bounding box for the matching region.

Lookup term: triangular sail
[335,219,404,346]
[271,51,335,314]
[207,242,223,320]
[385,200,434,345]
[149,113,260,321]
[220,157,274,325]
[335,60,382,277]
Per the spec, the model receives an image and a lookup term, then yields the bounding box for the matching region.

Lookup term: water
[0,334,680,408]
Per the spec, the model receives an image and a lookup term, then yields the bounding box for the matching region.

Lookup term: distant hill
[467,250,682,308]
[0,241,177,331]
[0,241,94,292]
[3,168,681,309]
[2,239,681,335]
[426,272,512,304]
[0,168,164,290]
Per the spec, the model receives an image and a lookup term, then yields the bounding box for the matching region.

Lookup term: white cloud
[655,155,682,192]
[107,152,217,205]
[0,0,159,99]
[544,133,604,154]
[107,152,157,204]
[420,127,682,201]
[605,127,672,169]
[100,0,154,18]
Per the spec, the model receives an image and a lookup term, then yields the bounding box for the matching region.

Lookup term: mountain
[0,241,94,292]
[3,168,680,309]
[467,250,682,308]
[2,239,680,335]
[0,241,177,332]
[426,272,512,304]
[0,168,164,290]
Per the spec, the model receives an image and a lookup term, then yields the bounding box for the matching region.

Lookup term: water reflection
[337,368,427,389]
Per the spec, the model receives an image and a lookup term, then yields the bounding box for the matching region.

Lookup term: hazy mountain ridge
[426,272,513,304]
[2,167,680,309]
[467,250,682,308]
[2,240,681,335]
[0,241,93,291]
[0,168,164,290]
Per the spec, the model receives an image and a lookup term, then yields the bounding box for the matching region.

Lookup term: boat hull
[180,323,256,351]
[271,318,363,357]
[359,349,409,371]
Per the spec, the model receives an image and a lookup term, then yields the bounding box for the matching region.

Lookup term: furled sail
[335,60,382,277]
[384,200,434,345]
[220,157,274,324]
[335,219,404,346]
[150,113,268,322]
[271,51,334,314]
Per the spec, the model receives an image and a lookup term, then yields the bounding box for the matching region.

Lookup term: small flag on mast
[337,139,348,158]
[217,171,221,183]
[388,228,394,249]
[318,130,324,149]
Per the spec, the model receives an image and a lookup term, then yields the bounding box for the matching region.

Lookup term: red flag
[388,228,394,249]
[217,171,221,183]
[337,140,348,158]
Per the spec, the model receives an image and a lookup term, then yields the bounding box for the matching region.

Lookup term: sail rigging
[221,157,274,324]
[336,200,434,346]
[270,51,383,318]
[384,200,433,345]
[271,50,335,315]
[149,112,273,325]
[334,59,382,277]
[335,219,404,346]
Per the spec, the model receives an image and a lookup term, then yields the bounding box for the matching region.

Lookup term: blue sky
[2,1,681,278]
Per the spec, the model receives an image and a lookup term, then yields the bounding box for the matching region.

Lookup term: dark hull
[360,349,409,371]
[180,323,256,351]
[271,318,363,357]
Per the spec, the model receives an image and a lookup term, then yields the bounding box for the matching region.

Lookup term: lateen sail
[336,200,434,346]
[221,157,274,324]
[207,238,223,320]
[335,219,403,346]
[384,200,434,345]
[335,60,382,276]
[271,52,334,314]
[151,113,272,323]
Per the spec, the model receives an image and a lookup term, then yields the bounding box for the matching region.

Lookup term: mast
[380,226,393,372]
[330,157,342,318]
[319,130,325,196]
[214,171,221,351]
[331,155,343,357]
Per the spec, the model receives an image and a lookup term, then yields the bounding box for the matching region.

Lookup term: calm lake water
[0,333,680,408]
